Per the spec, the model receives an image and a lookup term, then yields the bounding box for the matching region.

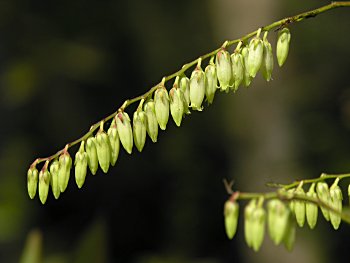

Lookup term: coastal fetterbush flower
[107,120,120,166]
[154,86,170,130]
[241,46,252,87]
[224,200,239,239]
[116,111,133,154]
[276,27,291,67]
[216,48,232,92]
[316,181,331,221]
[283,212,296,252]
[204,62,217,104]
[133,108,147,152]
[231,51,244,92]
[144,99,158,143]
[27,165,38,199]
[261,32,274,81]
[329,179,343,230]
[179,76,190,112]
[86,137,98,175]
[95,129,111,173]
[244,199,256,248]
[49,160,60,199]
[189,64,206,111]
[267,199,290,245]
[74,141,88,188]
[39,161,50,204]
[247,36,264,78]
[294,187,306,227]
[306,183,318,229]
[58,151,72,193]
[169,83,185,127]
[250,206,266,252]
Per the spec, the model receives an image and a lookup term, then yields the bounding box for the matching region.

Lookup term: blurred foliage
[0,1,350,263]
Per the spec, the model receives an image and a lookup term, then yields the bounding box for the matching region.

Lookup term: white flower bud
[86,137,98,175]
[224,200,239,239]
[276,27,291,67]
[231,52,244,91]
[241,46,252,87]
[116,111,133,154]
[247,37,264,78]
[107,120,120,166]
[189,66,205,111]
[261,33,274,81]
[205,62,217,104]
[169,87,185,127]
[154,86,170,130]
[95,129,111,173]
[58,151,72,193]
[306,183,318,229]
[144,99,158,143]
[133,109,147,152]
[27,166,38,199]
[49,160,60,199]
[74,141,88,188]
[39,162,51,204]
[216,49,232,92]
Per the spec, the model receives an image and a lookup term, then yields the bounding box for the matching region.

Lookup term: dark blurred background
[1,0,350,262]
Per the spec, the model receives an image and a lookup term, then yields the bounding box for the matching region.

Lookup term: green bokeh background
[1,1,350,262]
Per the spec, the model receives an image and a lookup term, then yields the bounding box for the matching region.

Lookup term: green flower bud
[189,65,206,111]
[133,109,147,152]
[86,137,98,175]
[154,86,170,130]
[231,52,244,92]
[329,179,342,230]
[204,62,217,104]
[74,141,88,188]
[58,151,72,193]
[27,165,38,199]
[287,189,295,213]
[244,199,257,248]
[144,99,158,143]
[261,33,274,81]
[247,37,264,78]
[283,213,296,252]
[107,120,120,166]
[116,111,133,154]
[241,46,252,87]
[95,129,111,173]
[215,49,232,92]
[251,207,266,252]
[169,86,185,127]
[294,187,306,227]
[267,199,290,245]
[316,181,331,221]
[276,27,291,67]
[306,183,318,229]
[39,162,51,204]
[179,76,190,111]
[224,200,239,239]
[49,160,60,199]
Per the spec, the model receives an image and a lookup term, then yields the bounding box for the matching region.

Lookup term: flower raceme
[27,28,292,206]
[224,176,347,252]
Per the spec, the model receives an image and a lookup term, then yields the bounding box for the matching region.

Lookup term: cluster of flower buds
[27,27,292,204]
[215,27,291,95]
[224,196,296,252]
[224,175,347,252]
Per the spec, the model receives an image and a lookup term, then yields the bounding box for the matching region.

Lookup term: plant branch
[31,2,350,167]
[227,189,350,224]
